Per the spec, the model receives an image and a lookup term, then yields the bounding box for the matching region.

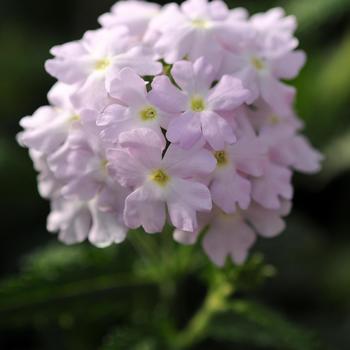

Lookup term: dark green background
[1,0,350,349]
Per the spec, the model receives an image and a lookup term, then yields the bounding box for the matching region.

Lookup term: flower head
[18,0,322,266]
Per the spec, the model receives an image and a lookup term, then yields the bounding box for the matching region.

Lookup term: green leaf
[208,300,322,350]
[101,327,159,350]
[0,242,154,327]
[0,232,204,330]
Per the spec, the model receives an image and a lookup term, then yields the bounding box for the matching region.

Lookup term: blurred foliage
[207,300,320,350]
[0,234,315,349]
[287,0,350,33]
[1,0,350,349]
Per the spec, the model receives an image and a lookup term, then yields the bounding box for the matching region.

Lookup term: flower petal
[246,202,286,237]
[162,143,216,177]
[260,75,295,116]
[208,75,250,111]
[167,111,202,149]
[229,135,267,176]
[201,110,236,150]
[124,185,166,233]
[107,148,147,187]
[271,50,306,79]
[148,76,187,113]
[118,128,164,167]
[167,178,212,231]
[252,162,293,209]
[173,228,201,245]
[89,202,127,247]
[107,67,147,105]
[289,136,323,173]
[211,170,251,213]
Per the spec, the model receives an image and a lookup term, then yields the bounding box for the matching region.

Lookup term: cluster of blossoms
[18,0,322,266]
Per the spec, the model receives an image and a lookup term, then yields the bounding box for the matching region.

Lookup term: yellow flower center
[219,209,241,221]
[268,114,280,125]
[139,106,158,121]
[214,150,229,167]
[150,169,170,186]
[100,159,109,175]
[95,58,111,71]
[192,18,210,29]
[70,114,80,122]
[251,57,265,71]
[190,96,205,112]
[101,159,108,168]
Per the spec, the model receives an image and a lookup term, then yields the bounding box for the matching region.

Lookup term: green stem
[173,278,234,349]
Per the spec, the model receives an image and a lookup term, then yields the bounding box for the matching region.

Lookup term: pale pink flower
[45,27,162,110]
[147,0,251,68]
[108,128,216,233]
[246,101,322,181]
[28,150,63,199]
[245,200,291,238]
[149,58,250,150]
[97,68,172,143]
[48,109,129,207]
[99,1,160,39]
[184,201,290,266]
[47,196,127,247]
[251,159,293,210]
[222,46,305,115]
[209,133,266,213]
[250,7,298,55]
[202,208,256,266]
[285,136,323,174]
[17,83,80,155]
[246,98,303,132]
[45,109,129,247]
[259,122,323,174]
[220,7,305,115]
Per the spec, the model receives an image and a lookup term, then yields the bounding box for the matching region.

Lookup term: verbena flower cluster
[18,0,322,266]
